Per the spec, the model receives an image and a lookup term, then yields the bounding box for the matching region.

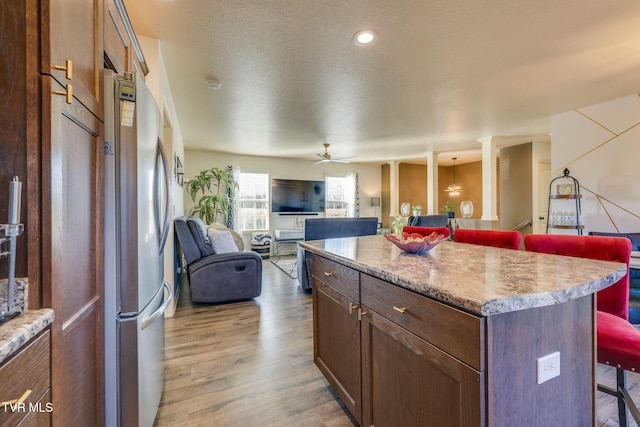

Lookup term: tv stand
[278,212,319,216]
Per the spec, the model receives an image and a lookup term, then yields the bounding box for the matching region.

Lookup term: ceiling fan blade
[316,153,326,160]
[314,159,330,164]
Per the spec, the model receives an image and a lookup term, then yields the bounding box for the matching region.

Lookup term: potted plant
[441,200,456,218]
[186,167,238,224]
[412,205,423,217]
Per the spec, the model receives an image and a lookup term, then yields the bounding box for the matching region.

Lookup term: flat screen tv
[271,178,325,213]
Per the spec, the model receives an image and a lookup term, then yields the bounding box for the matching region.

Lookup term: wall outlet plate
[537,351,560,384]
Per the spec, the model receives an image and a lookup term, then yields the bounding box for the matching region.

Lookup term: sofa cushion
[174,217,202,265]
[208,228,239,254]
[187,217,216,257]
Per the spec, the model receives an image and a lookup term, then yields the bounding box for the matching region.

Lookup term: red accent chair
[402,225,451,239]
[525,234,639,426]
[452,229,522,250]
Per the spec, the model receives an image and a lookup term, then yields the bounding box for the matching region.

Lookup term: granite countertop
[300,234,627,316]
[0,309,55,364]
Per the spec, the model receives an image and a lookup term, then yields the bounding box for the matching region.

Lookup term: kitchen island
[300,234,627,427]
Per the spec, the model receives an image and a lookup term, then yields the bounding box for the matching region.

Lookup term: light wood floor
[154,256,640,427]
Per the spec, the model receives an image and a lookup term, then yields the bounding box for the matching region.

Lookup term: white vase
[460,201,474,218]
[400,203,410,217]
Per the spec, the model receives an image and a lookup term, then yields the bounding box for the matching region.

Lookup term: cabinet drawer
[0,330,51,427]
[312,255,359,300]
[361,274,484,370]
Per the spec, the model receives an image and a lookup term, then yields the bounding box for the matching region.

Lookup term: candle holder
[1,176,24,315]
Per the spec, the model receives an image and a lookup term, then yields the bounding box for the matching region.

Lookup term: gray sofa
[589,231,640,323]
[296,217,379,290]
[174,216,262,303]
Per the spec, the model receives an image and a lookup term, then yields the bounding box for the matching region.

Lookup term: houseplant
[186,167,238,224]
[412,205,423,216]
[441,200,456,218]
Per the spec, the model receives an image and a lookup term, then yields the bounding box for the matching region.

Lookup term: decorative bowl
[384,232,448,255]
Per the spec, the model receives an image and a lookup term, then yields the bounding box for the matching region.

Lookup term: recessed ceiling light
[352,30,378,46]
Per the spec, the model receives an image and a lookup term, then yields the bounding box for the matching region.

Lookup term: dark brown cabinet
[103,0,147,75]
[42,74,104,427]
[360,274,485,426]
[312,254,484,426]
[313,281,362,424]
[0,330,51,427]
[41,1,106,425]
[312,256,362,424]
[312,252,596,426]
[44,0,103,117]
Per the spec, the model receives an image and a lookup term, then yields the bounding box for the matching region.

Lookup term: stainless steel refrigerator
[103,70,173,427]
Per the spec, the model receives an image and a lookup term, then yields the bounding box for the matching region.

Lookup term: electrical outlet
[537,351,560,384]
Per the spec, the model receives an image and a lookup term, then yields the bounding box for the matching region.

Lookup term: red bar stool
[452,228,522,250]
[402,225,451,239]
[524,233,640,426]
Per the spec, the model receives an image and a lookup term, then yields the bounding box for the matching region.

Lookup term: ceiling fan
[315,143,355,164]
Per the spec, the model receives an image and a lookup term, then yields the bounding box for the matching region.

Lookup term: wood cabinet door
[103,0,130,73]
[42,75,104,427]
[361,308,484,427]
[42,0,103,118]
[313,280,362,424]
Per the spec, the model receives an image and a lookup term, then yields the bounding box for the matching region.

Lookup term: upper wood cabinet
[103,0,130,73]
[42,0,103,118]
[103,0,149,76]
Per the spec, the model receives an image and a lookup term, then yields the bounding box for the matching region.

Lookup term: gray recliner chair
[174,216,262,303]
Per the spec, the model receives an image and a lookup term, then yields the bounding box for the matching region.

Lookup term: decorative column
[389,160,400,217]
[478,136,499,221]
[426,151,438,215]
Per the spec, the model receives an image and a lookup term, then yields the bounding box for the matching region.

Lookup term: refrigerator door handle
[141,281,173,330]
[156,138,172,254]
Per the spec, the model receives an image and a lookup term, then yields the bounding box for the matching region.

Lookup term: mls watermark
[2,401,53,413]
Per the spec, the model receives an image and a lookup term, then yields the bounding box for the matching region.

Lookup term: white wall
[184,149,382,247]
[139,36,186,316]
[551,94,640,233]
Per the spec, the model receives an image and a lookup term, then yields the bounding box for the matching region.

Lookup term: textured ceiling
[123,0,640,165]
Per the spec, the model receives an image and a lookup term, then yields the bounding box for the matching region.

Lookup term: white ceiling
[123,0,640,166]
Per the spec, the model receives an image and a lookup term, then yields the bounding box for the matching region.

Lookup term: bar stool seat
[453,228,522,250]
[597,311,640,372]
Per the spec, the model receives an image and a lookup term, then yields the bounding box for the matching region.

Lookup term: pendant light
[446,158,462,197]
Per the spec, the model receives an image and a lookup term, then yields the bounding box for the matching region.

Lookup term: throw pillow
[208,228,239,254]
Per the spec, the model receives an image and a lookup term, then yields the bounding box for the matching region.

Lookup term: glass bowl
[384,232,448,255]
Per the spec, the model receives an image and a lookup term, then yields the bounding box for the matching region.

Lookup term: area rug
[271,259,297,280]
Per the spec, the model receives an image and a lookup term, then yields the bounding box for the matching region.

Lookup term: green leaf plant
[186,167,238,225]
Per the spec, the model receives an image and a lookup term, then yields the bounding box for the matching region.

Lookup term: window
[238,172,269,231]
[325,175,356,217]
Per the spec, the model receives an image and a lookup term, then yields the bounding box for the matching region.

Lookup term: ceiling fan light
[353,30,378,46]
